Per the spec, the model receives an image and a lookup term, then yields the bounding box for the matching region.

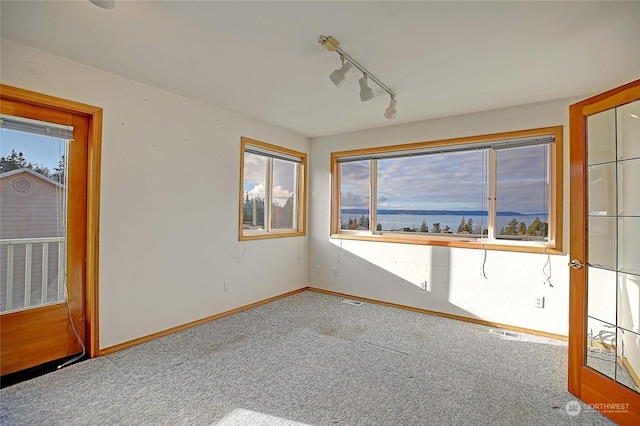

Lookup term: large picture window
[240,137,306,240]
[331,126,563,253]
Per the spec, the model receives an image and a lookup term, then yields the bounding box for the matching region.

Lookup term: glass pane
[617,100,640,161]
[242,152,267,231]
[496,145,549,241]
[587,108,616,165]
[586,316,617,381]
[377,150,488,235]
[616,328,640,391]
[618,272,640,333]
[271,159,297,230]
[588,163,615,216]
[587,266,617,325]
[619,217,640,275]
[0,128,67,313]
[588,217,616,270]
[340,161,370,230]
[618,158,640,216]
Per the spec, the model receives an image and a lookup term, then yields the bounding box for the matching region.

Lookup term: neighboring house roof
[0,168,63,188]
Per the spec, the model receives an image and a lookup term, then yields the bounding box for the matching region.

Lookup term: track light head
[329,59,353,87]
[384,97,397,120]
[89,0,115,9]
[358,74,374,102]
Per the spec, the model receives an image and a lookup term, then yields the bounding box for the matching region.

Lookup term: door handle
[569,259,585,270]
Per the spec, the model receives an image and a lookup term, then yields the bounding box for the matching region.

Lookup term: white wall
[309,99,580,337]
[1,39,310,349]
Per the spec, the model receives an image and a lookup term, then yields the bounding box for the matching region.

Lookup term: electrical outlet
[332,267,339,277]
[224,280,231,291]
[535,296,544,308]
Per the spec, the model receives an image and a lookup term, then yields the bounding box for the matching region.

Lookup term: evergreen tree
[526,217,548,237]
[467,218,474,233]
[501,218,520,235]
[0,149,27,173]
[420,220,428,233]
[51,155,66,184]
[0,150,64,183]
[432,222,441,233]
[516,221,527,235]
[457,217,467,233]
[376,223,382,231]
[358,214,369,229]
[242,193,264,227]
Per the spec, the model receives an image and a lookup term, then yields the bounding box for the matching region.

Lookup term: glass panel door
[585,100,640,392]
[0,94,91,377]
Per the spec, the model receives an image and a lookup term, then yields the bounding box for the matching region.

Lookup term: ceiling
[1,1,639,138]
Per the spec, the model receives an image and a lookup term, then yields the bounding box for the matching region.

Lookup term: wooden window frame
[331,126,564,255]
[239,137,307,241]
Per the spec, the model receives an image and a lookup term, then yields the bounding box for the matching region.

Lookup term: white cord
[542,247,553,287]
[231,242,246,263]
[480,243,488,279]
[57,284,86,369]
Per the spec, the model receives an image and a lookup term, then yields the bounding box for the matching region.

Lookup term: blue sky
[0,129,66,170]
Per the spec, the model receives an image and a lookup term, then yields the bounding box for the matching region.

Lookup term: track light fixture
[358,74,374,102]
[384,96,397,120]
[329,55,353,87]
[319,35,397,119]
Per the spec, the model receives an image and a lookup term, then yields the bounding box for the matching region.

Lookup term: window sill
[240,230,305,241]
[330,232,563,255]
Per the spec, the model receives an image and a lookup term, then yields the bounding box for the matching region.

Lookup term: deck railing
[1,237,65,313]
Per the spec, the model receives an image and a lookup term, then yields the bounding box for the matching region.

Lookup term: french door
[0,86,101,375]
[569,79,640,425]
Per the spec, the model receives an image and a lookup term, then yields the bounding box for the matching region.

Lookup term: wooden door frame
[569,79,640,425]
[1,84,102,358]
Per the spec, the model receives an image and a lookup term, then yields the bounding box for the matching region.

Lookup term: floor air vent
[489,329,520,340]
[342,299,364,306]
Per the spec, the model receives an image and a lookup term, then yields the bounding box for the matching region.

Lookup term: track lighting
[329,56,353,87]
[319,35,397,119]
[358,74,374,102]
[384,96,397,120]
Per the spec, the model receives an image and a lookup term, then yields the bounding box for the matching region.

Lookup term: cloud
[243,153,267,185]
[341,145,549,213]
[272,185,293,206]
[341,191,369,209]
[244,154,297,205]
[247,183,265,200]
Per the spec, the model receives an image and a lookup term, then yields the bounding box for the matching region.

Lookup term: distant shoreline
[341,209,544,217]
